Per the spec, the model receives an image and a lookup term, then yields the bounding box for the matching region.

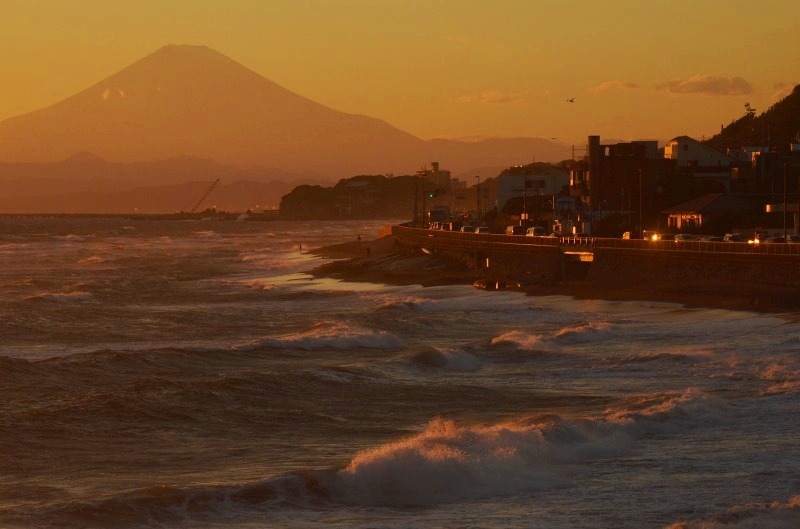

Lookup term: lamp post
[639,168,643,239]
[784,162,789,241]
[475,176,481,220]
[521,171,528,227]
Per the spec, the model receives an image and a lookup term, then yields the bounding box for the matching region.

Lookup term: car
[643,231,662,241]
[786,235,800,243]
[475,226,491,234]
[525,226,546,237]
[763,236,787,243]
[723,233,743,242]
[699,235,723,242]
[505,225,526,235]
[674,234,697,241]
[459,225,475,233]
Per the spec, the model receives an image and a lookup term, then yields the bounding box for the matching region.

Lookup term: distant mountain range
[0,44,569,178]
[0,153,298,213]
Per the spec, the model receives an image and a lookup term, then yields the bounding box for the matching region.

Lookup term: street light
[784,162,789,241]
[475,175,481,220]
[521,171,528,227]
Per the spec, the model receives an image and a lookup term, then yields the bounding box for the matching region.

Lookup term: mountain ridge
[0,44,568,177]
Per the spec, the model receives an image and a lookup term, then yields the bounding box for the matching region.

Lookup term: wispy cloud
[655,74,754,96]
[772,81,798,101]
[588,81,638,93]
[456,90,528,105]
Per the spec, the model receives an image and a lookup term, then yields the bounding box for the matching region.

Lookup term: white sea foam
[78,256,106,264]
[360,292,430,311]
[25,291,94,303]
[237,321,404,351]
[331,389,719,507]
[756,361,800,396]
[553,321,611,342]
[490,330,561,353]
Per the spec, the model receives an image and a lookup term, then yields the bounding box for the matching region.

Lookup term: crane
[189,179,220,213]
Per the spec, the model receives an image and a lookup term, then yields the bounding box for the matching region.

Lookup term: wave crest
[406,347,481,372]
[332,389,720,507]
[237,321,404,351]
[490,330,560,353]
[24,291,94,303]
[665,494,800,528]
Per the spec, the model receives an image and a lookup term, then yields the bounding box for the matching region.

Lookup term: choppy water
[1,217,798,529]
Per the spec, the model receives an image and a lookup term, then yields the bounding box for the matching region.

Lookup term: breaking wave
[332,389,721,507]
[664,495,800,528]
[405,346,481,372]
[5,389,723,527]
[236,321,404,351]
[490,330,561,353]
[24,291,94,303]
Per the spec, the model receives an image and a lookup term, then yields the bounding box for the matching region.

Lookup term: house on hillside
[733,145,800,199]
[664,136,732,192]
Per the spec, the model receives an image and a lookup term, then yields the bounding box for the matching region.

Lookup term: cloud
[772,81,798,101]
[588,81,638,93]
[456,90,528,105]
[655,74,754,96]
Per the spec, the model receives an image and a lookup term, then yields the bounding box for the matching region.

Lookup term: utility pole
[413,178,419,227]
[784,162,789,241]
[639,168,643,239]
[475,176,481,220]
[521,171,528,227]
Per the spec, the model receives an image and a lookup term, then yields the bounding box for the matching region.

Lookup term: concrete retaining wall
[588,248,800,288]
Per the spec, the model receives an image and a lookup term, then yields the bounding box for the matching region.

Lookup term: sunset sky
[2,0,797,146]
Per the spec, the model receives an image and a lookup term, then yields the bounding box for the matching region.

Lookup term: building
[497,163,569,212]
[731,145,800,198]
[665,136,732,191]
[569,135,676,235]
[665,136,732,168]
[494,164,570,231]
[662,193,753,232]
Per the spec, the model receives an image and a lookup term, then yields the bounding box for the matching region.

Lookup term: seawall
[391,225,800,310]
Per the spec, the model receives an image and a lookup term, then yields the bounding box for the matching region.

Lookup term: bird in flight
[566,98,575,103]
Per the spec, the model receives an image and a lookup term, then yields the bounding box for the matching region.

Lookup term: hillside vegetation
[706,85,800,151]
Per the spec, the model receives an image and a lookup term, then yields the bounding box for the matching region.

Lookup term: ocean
[1,217,798,529]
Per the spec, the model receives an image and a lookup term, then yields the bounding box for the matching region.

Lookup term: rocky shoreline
[310,235,800,314]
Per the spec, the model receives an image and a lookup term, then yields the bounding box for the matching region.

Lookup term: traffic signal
[427,189,439,198]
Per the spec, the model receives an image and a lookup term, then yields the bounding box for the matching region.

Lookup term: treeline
[279,174,417,219]
[706,84,800,151]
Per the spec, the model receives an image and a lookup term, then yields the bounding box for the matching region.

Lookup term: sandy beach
[311,235,800,314]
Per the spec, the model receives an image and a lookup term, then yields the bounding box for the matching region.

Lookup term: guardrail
[393,225,559,252]
[593,237,800,256]
[393,225,800,257]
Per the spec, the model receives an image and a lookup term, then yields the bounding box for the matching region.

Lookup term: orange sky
[1,0,797,146]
